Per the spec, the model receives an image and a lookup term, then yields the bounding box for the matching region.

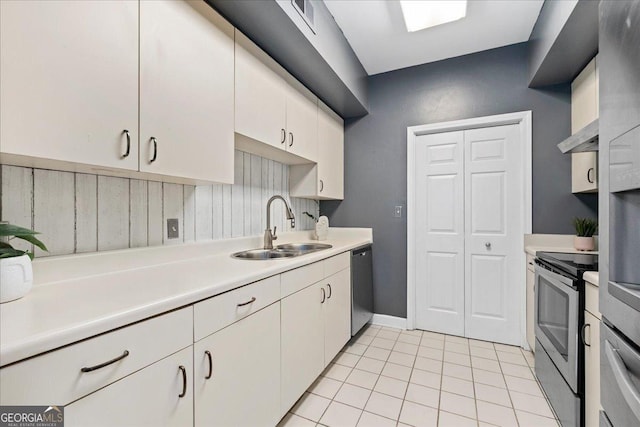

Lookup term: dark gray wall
[322,42,598,319]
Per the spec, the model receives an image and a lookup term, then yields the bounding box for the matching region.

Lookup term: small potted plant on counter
[572,217,598,251]
[0,222,47,303]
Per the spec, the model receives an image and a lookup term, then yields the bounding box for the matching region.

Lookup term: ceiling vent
[292,0,315,33]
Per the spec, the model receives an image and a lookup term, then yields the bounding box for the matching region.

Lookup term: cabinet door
[0,0,138,170]
[571,57,598,134]
[285,83,318,162]
[572,152,598,193]
[526,266,535,351]
[235,31,287,149]
[194,303,281,427]
[65,346,193,427]
[281,282,324,414]
[584,310,601,427]
[323,268,351,365]
[139,0,234,183]
[317,103,345,200]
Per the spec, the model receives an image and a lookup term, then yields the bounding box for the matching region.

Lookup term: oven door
[534,263,579,392]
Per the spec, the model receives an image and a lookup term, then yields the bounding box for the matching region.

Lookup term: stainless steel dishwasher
[351,245,373,336]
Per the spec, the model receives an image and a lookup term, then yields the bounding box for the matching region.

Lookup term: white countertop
[584,271,599,286]
[0,228,372,367]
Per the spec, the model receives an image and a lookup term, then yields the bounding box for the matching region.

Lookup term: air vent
[292,0,315,33]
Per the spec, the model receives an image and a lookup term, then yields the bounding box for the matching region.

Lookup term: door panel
[324,269,351,365]
[415,131,464,336]
[285,83,318,161]
[464,125,522,345]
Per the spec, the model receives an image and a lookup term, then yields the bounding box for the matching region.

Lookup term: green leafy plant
[0,223,48,260]
[572,217,598,237]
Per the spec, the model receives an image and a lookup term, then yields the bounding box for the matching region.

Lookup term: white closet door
[415,131,465,336]
[464,125,522,345]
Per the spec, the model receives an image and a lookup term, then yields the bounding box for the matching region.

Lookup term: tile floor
[279,324,559,427]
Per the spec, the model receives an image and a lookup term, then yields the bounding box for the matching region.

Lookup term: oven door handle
[535,263,576,290]
[605,340,640,420]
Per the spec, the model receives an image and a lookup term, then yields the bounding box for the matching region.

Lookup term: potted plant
[572,217,598,251]
[0,222,47,303]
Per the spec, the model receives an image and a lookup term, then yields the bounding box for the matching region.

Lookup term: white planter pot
[0,254,33,303]
[574,236,595,252]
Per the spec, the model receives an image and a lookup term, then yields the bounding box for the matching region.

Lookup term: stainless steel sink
[232,243,332,260]
[231,249,297,260]
[275,243,333,252]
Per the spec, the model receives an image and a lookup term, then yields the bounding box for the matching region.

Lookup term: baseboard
[370,314,407,330]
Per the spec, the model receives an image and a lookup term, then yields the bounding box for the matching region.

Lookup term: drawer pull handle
[81,350,130,373]
[237,296,256,307]
[327,284,332,299]
[178,365,187,398]
[205,350,213,379]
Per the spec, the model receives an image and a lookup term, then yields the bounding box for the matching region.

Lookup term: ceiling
[324,0,545,76]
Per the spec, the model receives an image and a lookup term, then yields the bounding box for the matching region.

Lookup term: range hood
[557,119,599,153]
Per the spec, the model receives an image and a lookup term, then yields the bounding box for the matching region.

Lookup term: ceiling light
[400,0,467,32]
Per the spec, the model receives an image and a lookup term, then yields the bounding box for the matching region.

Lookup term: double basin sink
[232,243,333,260]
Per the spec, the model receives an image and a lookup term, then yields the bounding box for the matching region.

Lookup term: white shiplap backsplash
[0,150,319,257]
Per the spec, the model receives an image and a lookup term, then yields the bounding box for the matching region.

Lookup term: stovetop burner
[536,251,598,280]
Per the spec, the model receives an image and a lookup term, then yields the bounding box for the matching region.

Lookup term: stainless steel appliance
[534,252,598,427]
[600,1,640,426]
[351,245,373,336]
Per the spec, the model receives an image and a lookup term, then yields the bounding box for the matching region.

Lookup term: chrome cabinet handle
[149,137,158,163]
[587,167,595,183]
[581,323,591,347]
[321,287,326,303]
[81,350,130,372]
[237,296,256,307]
[204,350,213,380]
[281,128,286,144]
[319,180,324,192]
[289,132,294,147]
[122,130,131,158]
[178,365,187,398]
[485,242,491,249]
[327,284,332,299]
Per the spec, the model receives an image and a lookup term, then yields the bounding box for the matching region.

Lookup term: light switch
[394,205,403,218]
[167,218,179,239]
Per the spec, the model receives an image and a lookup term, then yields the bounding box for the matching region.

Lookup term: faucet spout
[264,195,295,249]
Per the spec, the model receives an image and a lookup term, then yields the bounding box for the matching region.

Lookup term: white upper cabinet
[235,31,318,163]
[0,0,139,171]
[140,0,234,184]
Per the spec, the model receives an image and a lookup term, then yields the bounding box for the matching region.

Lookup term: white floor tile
[422,331,445,341]
[404,383,440,408]
[471,356,501,373]
[323,363,352,382]
[291,393,331,422]
[373,375,408,399]
[278,413,317,427]
[469,339,494,349]
[377,330,401,341]
[438,411,478,427]
[399,401,438,427]
[515,410,559,427]
[364,346,391,361]
[440,375,474,398]
[414,356,442,374]
[420,338,445,350]
[444,342,470,355]
[308,376,343,399]
[334,352,361,368]
[442,362,472,381]
[470,346,498,360]
[497,351,528,366]
[439,391,476,419]
[494,343,521,354]
[474,383,512,407]
[523,351,535,368]
[319,401,362,427]
[346,369,380,390]
[355,357,385,374]
[417,346,444,361]
[356,411,397,427]
[381,362,412,381]
[394,341,420,355]
[410,368,442,389]
[402,329,423,337]
[444,335,468,343]
[444,351,471,367]
[334,383,372,410]
[344,343,368,356]
[473,368,507,388]
[355,334,374,346]
[476,400,518,427]
[509,390,555,418]
[388,351,416,368]
[504,375,543,397]
[371,337,396,350]
[364,392,403,420]
[397,334,421,345]
[500,361,535,379]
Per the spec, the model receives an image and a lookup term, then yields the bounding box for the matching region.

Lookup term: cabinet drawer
[0,307,192,406]
[324,252,350,277]
[585,281,600,318]
[281,261,324,298]
[194,275,280,341]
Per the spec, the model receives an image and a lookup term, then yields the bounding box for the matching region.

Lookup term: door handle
[321,287,326,303]
[485,242,491,249]
[289,132,294,147]
[587,167,595,183]
[178,365,187,398]
[327,284,332,299]
[121,129,131,158]
[204,350,213,380]
[604,341,640,419]
[149,137,158,163]
[319,180,324,192]
[581,323,591,347]
[281,128,286,144]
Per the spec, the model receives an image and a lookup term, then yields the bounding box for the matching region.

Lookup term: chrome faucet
[264,195,295,249]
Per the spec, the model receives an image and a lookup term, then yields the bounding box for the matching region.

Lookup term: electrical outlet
[167,218,179,239]
[394,205,403,218]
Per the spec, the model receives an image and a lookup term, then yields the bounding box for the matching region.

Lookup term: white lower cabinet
[66,346,194,427]
[583,280,601,427]
[323,269,352,363]
[194,302,281,427]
